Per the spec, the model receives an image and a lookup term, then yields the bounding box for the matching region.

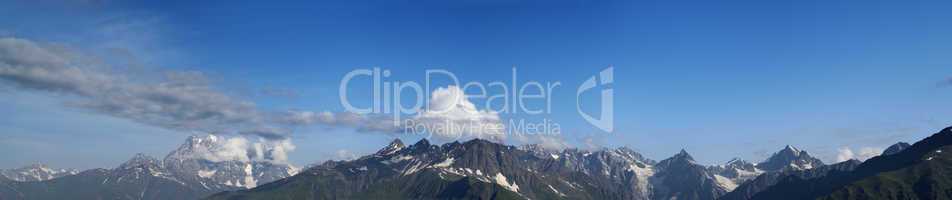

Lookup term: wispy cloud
[0,37,299,139]
[258,87,300,99]
[0,36,512,145]
[275,110,402,133]
[0,36,509,145]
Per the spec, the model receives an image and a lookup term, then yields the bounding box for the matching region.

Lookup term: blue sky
[1,0,951,169]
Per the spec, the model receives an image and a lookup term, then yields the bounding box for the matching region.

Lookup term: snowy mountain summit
[0,163,77,182]
[163,134,300,189]
[756,145,824,171]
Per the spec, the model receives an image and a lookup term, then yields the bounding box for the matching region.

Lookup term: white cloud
[407,86,506,142]
[836,146,882,162]
[278,86,507,142]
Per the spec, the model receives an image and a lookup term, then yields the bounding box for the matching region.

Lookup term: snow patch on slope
[714,174,738,190]
[242,164,256,188]
[493,172,520,192]
[548,185,566,197]
[432,157,455,168]
[198,170,217,178]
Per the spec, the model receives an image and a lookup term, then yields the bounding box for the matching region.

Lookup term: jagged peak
[674,149,694,161]
[119,153,161,169]
[376,138,406,155]
[757,145,824,171]
[615,146,645,156]
[1,163,78,182]
[462,138,498,146]
[656,149,698,168]
[9,163,77,174]
[171,134,220,156]
[616,146,635,152]
[388,138,405,147]
[726,157,748,164]
[769,145,808,159]
[610,146,654,164]
[782,145,801,155]
[411,138,431,148]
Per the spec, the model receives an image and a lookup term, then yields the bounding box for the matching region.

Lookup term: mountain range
[0,164,77,182]
[2,126,950,200]
[0,135,298,200]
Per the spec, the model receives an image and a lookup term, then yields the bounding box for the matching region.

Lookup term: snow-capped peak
[782,145,801,156]
[723,158,757,170]
[0,163,78,182]
[674,149,695,161]
[119,153,162,169]
[163,134,298,189]
[757,145,824,171]
[411,139,431,149]
[725,157,746,165]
